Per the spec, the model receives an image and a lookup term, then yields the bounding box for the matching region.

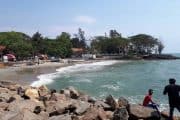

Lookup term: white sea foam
[69,78,92,83]
[31,60,120,87]
[101,84,120,91]
[31,72,59,87]
[56,60,120,73]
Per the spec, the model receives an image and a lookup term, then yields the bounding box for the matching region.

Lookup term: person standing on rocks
[163,78,180,120]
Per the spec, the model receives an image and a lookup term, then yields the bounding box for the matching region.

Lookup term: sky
[0,0,180,53]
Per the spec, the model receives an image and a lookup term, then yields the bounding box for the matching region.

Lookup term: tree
[0,31,33,60]
[129,34,158,55]
[78,28,86,48]
[109,30,121,38]
[157,41,164,54]
[115,37,129,56]
[56,32,72,58]
[31,32,44,55]
[71,37,81,48]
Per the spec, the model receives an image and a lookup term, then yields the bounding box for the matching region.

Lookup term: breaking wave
[31,60,120,87]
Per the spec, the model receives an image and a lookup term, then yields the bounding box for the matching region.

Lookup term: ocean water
[31,57,180,114]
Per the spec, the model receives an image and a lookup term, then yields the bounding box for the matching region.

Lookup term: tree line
[91,30,164,56]
[0,28,164,60]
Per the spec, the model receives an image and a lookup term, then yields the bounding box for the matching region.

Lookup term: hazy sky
[0,0,180,53]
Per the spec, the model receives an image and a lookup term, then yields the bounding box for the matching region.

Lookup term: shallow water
[32,59,180,115]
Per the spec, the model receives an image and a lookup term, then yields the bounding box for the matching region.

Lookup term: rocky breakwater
[0,81,179,120]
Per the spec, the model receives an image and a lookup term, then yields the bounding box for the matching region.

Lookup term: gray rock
[1,109,44,120]
[60,89,71,98]
[46,99,72,116]
[39,111,49,120]
[48,114,72,120]
[38,85,49,97]
[113,107,129,120]
[94,100,111,110]
[129,104,160,120]
[0,87,10,93]
[25,88,39,99]
[78,94,90,102]
[106,111,114,120]
[8,100,45,113]
[66,86,80,99]
[0,102,9,111]
[0,92,14,102]
[0,81,20,91]
[80,106,107,120]
[49,93,67,101]
[118,97,129,111]
[73,100,91,115]
[105,94,118,110]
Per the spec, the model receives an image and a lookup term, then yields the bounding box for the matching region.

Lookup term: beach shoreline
[0,59,105,86]
[0,61,72,85]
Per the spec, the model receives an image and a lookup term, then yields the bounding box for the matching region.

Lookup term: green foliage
[56,32,72,58]
[129,34,158,55]
[91,34,129,55]
[157,40,164,54]
[91,31,163,56]
[31,32,45,55]
[0,31,33,59]
[109,30,121,38]
[0,29,165,60]
[72,28,86,48]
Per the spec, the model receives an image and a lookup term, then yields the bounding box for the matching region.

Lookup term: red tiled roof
[71,48,84,52]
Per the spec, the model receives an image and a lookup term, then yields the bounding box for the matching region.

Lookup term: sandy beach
[0,59,102,86]
[0,62,72,85]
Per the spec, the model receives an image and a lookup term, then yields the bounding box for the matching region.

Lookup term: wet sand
[0,62,71,85]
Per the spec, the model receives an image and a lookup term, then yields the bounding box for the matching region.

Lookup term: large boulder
[105,95,118,111]
[78,94,91,102]
[94,100,111,110]
[0,81,20,91]
[25,88,39,99]
[1,109,44,120]
[49,93,67,101]
[46,99,72,116]
[161,111,180,120]
[118,97,129,108]
[0,91,21,103]
[129,104,160,120]
[39,111,49,119]
[38,85,49,97]
[60,89,71,98]
[0,92,13,102]
[66,86,80,99]
[0,102,9,111]
[48,114,72,120]
[80,107,107,120]
[8,100,45,113]
[0,87,10,93]
[105,111,114,120]
[113,107,129,120]
[72,100,91,115]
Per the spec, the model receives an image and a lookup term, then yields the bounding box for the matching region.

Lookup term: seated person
[143,89,159,110]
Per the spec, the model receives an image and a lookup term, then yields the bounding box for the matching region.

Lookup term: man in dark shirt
[163,78,180,120]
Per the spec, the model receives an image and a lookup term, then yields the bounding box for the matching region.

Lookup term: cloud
[74,15,96,24]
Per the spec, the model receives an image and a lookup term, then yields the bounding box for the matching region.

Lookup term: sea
[31,54,180,115]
